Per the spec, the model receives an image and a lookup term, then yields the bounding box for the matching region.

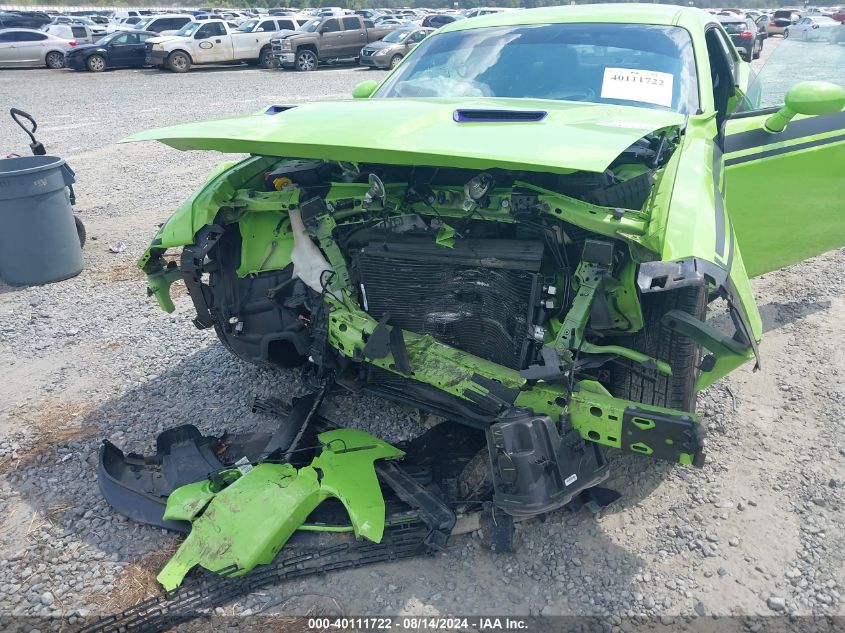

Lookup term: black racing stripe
[724,223,734,275]
[712,141,726,259]
[725,131,845,166]
[724,109,845,154]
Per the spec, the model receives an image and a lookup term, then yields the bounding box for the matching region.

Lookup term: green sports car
[128,5,845,518]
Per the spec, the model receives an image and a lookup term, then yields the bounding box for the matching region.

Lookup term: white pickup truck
[145,17,301,72]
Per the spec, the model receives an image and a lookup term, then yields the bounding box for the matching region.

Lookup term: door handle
[215,39,222,43]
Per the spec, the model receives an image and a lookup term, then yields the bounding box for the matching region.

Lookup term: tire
[295,48,317,71]
[610,286,706,413]
[742,49,752,62]
[389,54,402,69]
[86,54,106,72]
[783,29,790,38]
[167,51,191,73]
[74,216,86,248]
[753,41,762,59]
[45,51,64,69]
[258,47,275,69]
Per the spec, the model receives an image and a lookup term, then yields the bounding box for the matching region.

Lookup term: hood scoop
[453,109,547,123]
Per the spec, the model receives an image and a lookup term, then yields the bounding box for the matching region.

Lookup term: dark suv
[718,15,765,61]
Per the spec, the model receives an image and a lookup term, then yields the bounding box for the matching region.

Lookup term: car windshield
[301,18,321,32]
[376,23,700,114]
[134,17,153,30]
[237,18,258,31]
[175,21,200,36]
[383,30,408,43]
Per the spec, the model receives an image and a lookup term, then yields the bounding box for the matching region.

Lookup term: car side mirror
[352,80,378,99]
[765,81,845,133]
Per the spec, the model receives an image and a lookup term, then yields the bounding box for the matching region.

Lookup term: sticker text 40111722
[600,67,674,108]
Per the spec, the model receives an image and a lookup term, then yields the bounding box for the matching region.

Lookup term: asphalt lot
[1,36,843,626]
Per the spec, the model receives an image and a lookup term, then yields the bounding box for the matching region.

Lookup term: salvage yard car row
[3,5,845,73]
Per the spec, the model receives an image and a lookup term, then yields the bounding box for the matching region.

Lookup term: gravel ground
[1,43,843,630]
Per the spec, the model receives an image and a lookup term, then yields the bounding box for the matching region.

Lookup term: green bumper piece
[156,429,403,592]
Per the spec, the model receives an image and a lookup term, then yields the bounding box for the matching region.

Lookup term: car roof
[439,4,714,34]
[0,27,50,33]
[141,13,194,19]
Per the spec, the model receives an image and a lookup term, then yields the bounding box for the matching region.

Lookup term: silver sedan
[784,15,841,40]
[0,28,74,68]
[359,26,433,70]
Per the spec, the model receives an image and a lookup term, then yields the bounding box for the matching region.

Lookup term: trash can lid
[0,155,66,178]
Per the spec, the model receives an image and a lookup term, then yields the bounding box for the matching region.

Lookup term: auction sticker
[600,68,674,108]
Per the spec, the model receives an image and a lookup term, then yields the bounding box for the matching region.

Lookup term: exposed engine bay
[138,130,756,521]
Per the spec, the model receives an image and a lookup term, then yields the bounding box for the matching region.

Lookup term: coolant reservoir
[289,207,336,296]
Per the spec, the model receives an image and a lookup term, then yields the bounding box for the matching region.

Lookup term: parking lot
[1,36,844,627]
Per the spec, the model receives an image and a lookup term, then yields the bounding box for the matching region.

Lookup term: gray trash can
[0,155,83,285]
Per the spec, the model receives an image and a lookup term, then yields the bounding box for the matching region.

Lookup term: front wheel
[295,49,317,72]
[87,54,106,72]
[610,286,707,413]
[45,51,64,69]
[753,40,762,59]
[783,29,790,38]
[168,51,191,73]
[389,54,403,69]
[258,47,275,69]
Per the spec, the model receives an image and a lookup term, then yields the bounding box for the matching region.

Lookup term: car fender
[137,156,274,270]
[639,117,762,372]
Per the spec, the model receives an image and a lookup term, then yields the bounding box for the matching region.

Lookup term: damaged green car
[123,6,845,531]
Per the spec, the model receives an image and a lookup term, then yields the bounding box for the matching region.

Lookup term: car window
[258,20,275,32]
[17,31,49,41]
[126,16,140,24]
[277,20,293,30]
[322,19,340,33]
[138,33,153,42]
[111,32,130,45]
[196,22,225,38]
[0,31,17,42]
[364,19,374,28]
[743,39,845,110]
[342,17,359,30]
[410,30,427,43]
[377,23,700,114]
[159,18,187,31]
[71,26,88,38]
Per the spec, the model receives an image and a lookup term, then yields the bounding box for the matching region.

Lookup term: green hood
[123,98,684,175]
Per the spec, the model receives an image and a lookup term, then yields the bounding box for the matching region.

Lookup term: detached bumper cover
[157,428,404,591]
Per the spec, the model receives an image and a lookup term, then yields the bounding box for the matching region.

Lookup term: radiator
[353,238,543,369]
